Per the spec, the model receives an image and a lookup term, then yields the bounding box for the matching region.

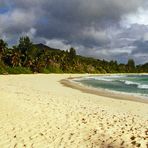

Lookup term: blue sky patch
[0,7,9,14]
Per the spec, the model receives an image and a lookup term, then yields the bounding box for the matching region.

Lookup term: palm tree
[11,47,22,67]
[18,36,33,66]
[5,47,22,67]
[0,39,7,61]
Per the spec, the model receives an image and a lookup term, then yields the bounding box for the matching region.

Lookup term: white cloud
[21,28,36,39]
[95,46,134,57]
[82,27,109,43]
[45,39,71,50]
[121,7,148,27]
[143,32,148,41]
[0,9,36,32]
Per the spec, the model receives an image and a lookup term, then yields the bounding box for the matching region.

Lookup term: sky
[0,0,148,64]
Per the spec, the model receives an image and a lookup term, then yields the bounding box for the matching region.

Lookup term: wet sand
[60,78,148,104]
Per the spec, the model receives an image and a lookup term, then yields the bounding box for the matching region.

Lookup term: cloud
[0,8,37,44]
[0,0,148,64]
[45,39,71,50]
[21,28,37,39]
[121,8,148,27]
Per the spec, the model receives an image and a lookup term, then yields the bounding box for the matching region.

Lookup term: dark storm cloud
[35,0,144,45]
[9,0,144,40]
[48,0,143,24]
[0,0,147,64]
[133,40,148,54]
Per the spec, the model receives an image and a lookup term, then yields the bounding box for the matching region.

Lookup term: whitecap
[138,84,148,89]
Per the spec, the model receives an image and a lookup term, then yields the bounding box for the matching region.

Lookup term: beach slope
[0,74,147,148]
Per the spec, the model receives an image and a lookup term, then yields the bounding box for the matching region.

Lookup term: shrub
[6,67,33,74]
[0,62,7,74]
[40,68,50,74]
[47,65,63,73]
[0,67,7,74]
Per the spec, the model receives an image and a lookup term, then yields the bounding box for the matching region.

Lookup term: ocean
[74,75,148,98]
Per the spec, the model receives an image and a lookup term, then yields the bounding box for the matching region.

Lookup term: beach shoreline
[60,76,148,104]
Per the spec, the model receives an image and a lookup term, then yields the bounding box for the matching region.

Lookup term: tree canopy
[0,36,147,74]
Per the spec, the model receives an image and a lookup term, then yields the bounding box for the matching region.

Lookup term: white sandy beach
[0,74,148,148]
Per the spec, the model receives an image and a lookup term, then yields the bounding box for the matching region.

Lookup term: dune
[0,74,147,148]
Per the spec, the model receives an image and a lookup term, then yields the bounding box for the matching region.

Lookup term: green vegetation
[0,36,147,74]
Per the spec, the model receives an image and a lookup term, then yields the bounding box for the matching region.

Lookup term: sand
[0,74,147,148]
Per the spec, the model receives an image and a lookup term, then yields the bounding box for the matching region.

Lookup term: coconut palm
[5,47,22,67]
[0,39,7,61]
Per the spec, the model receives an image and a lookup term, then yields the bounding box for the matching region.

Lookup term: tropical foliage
[0,36,147,74]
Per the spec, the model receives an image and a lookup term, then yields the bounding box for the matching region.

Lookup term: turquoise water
[75,75,148,97]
